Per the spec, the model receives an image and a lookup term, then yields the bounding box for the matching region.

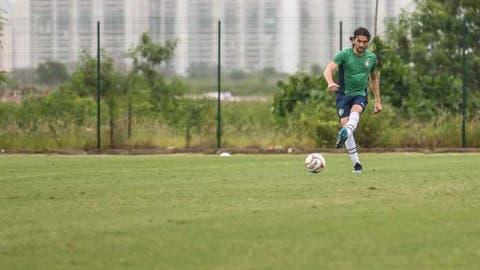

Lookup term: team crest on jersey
[338,109,344,116]
[365,60,370,67]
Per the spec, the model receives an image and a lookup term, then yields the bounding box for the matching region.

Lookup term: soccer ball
[305,153,326,173]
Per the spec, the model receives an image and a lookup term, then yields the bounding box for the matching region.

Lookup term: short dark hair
[350,27,371,42]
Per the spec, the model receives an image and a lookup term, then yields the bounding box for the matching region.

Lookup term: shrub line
[0,147,478,155]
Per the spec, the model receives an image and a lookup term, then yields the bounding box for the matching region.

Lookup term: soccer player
[323,27,382,173]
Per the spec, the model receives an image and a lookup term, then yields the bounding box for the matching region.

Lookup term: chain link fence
[0,14,478,150]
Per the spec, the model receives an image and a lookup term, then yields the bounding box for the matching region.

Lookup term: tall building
[148,0,179,42]
[223,0,285,73]
[23,0,126,70]
[148,0,185,72]
[221,0,243,71]
[186,0,219,75]
[72,0,96,62]
[298,0,413,70]
[352,0,375,34]
[6,0,30,71]
[243,0,261,71]
[261,0,280,69]
[100,0,126,68]
[117,0,188,74]
[6,0,414,76]
[30,0,69,68]
[0,6,13,72]
[278,0,299,73]
[298,0,335,72]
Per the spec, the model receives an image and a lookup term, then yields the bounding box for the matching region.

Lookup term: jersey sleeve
[370,54,377,72]
[333,50,347,66]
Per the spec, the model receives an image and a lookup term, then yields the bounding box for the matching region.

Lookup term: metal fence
[0,14,479,150]
[0,16,355,149]
[1,15,378,87]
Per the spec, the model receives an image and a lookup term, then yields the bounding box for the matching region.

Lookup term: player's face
[353,35,369,54]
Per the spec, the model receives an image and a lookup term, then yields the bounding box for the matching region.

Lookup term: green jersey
[333,48,377,96]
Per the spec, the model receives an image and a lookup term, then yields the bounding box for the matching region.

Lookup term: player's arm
[323,61,340,92]
[369,71,382,113]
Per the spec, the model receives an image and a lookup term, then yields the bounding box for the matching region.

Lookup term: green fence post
[339,20,343,51]
[374,0,379,37]
[216,20,222,150]
[96,21,101,150]
[462,17,466,147]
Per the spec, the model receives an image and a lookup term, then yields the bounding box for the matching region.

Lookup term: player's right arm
[323,61,340,92]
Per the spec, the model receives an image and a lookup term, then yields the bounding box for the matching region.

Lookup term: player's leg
[345,134,362,173]
[336,116,349,148]
[344,96,367,137]
[343,96,367,172]
[338,115,362,172]
[339,114,362,172]
[344,104,363,138]
[335,95,364,172]
[335,94,352,148]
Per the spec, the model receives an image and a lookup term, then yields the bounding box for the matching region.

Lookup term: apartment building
[5,0,413,75]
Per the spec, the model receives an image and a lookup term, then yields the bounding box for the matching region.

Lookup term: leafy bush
[272,72,331,118]
[286,99,337,147]
[354,104,395,147]
[36,61,70,86]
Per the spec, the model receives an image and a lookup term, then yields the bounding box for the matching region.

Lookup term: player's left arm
[369,71,382,113]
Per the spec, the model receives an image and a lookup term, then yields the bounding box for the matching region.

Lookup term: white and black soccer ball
[305,153,326,173]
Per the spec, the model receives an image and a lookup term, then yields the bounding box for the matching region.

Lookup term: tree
[127,32,177,84]
[272,72,330,118]
[381,0,480,117]
[169,98,214,148]
[9,67,36,87]
[36,61,70,85]
[370,36,413,110]
[66,50,127,148]
[271,72,340,146]
[127,33,188,141]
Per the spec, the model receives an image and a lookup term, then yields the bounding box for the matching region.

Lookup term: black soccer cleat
[353,162,362,173]
[335,127,348,149]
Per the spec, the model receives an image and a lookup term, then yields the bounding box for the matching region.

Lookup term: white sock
[345,111,360,137]
[345,134,360,165]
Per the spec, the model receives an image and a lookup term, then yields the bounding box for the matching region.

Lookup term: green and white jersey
[333,48,377,97]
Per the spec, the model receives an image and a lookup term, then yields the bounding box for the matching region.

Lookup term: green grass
[1,153,480,269]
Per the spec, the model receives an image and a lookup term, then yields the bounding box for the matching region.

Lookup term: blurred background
[0,0,479,151]
[1,0,412,79]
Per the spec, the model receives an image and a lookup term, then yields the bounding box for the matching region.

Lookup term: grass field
[1,153,480,269]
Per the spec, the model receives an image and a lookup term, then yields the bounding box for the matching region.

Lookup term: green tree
[8,68,36,87]
[127,32,177,84]
[128,32,191,144]
[370,36,413,111]
[382,0,480,117]
[66,50,126,148]
[272,72,330,118]
[272,72,337,146]
[171,98,214,148]
[36,61,70,85]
